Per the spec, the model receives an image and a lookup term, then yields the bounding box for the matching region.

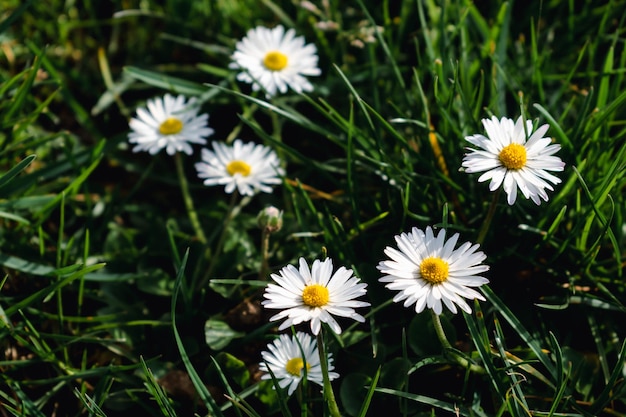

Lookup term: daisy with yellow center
[263,51,288,71]
[462,115,565,205]
[195,139,284,196]
[377,226,489,315]
[259,332,338,396]
[263,257,370,335]
[230,25,321,97]
[128,94,214,155]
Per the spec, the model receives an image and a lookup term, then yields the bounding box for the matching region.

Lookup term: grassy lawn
[0,1,625,416]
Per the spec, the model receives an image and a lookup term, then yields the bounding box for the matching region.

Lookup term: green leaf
[340,373,372,417]
[379,357,410,390]
[208,352,250,389]
[254,380,282,415]
[204,318,245,350]
[408,312,456,356]
[136,269,175,296]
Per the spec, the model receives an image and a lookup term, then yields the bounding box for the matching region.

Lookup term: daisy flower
[195,139,284,196]
[461,116,565,205]
[377,226,489,315]
[259,331,338,396]
[128,94,214,155]
[230,25,321,97]
[263,257,370,335]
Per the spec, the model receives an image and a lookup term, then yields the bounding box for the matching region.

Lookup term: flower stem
[174,152,207,245]
[430,310,453,350]
[259,228,271,281]
[316,330,342,417]
[476,189,500,245]
[431,310,485,374]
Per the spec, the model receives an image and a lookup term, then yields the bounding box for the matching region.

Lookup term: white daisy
[263,257,370,335]
[230,25,321,97]
[195,139,284,196]
[461,116,565,205]
[128,94,214,155]
[377,226,489,315]
[259,331,338,396]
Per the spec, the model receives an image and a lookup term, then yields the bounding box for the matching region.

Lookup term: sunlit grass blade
[481,286,557,381]
[463,305,511,401]
[375,387,476,417]
[139,356,177,417]
[33,141,104,226]
[532,104,573,153]
[0,154,36,193]
[124,66,208,96]
[74,389,108,417]
[357,366,381,417]
[493,318,529,416]
[1,379,47,417]
[207,356,248,417]
[572,165,621,276]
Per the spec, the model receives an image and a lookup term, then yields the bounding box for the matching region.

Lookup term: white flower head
[461,116,565,205]
[195,139,284,196]
[377,226,489,315]
[230,25,321,97]
[259,331,338,396]
[128,94,214,156]
[263,257,370,335]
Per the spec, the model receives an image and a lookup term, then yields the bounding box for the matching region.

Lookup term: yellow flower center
[302,284,329,307]
[226,160,252,177]
[263,51,288,71]
[498,143,527,170]
[158,117,183,135]
[420,257,449,284]
[285,357,310,377]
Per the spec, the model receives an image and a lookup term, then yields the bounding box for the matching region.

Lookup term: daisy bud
[258,206,283,233]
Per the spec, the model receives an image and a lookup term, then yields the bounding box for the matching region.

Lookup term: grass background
[0,0,625,416]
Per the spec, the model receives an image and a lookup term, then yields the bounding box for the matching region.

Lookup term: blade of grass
[124,66,208,96]
[140,356,177,417]
[588,339,626,415]
[3,48,45,125]
[357,366,381,417]
[0,154,36,193]
[463,305,511,400]
[493,318,528,415]
[74,389,108,417]
[375,387,475,416]
[171,249,224,417]
[481,286,557,381]
[572,165,621,276]
[5,263,105,316]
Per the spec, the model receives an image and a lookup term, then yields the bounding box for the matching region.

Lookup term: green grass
[1,0,625,415]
